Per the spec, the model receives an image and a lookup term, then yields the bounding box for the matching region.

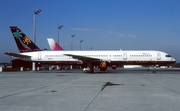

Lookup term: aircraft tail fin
[47,38,64,51]
[10,26,41,53]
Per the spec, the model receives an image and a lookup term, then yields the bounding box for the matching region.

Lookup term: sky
[0,0,180,63]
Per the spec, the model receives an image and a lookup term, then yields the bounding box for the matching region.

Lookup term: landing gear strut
[153,66,156,73]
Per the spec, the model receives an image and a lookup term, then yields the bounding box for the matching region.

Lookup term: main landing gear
[83,67,94,73]
[83,63,94,73]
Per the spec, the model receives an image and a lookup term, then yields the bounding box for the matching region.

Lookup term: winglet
[10,26,41,53]
[47,38,64,51]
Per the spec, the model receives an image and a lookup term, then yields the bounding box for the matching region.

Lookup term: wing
[64,54,101,62]
[4,52,31,58]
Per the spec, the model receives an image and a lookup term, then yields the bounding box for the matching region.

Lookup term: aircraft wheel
[84,70,87,73]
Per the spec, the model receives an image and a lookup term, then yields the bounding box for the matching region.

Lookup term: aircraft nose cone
[172,58,176,63]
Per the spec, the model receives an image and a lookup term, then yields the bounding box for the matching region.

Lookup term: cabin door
[123,52,127,60]
[38,52,41,60]
[157,53,161,60]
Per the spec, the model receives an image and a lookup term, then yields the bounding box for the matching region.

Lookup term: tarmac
[0,68,180,111]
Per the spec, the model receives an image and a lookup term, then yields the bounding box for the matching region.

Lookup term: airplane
[5,26,176,73]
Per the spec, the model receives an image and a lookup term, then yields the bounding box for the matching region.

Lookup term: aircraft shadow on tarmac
[36,68,180,74]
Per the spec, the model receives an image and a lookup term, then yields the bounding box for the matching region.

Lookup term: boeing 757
[5,26,176,73]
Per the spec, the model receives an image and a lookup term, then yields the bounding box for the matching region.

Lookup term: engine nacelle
[99,61,107,71]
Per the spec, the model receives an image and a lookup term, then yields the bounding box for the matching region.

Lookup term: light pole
[58,25,63,44]
[33,9,41,44]
[71,34,75,50]
[80,39,83,50]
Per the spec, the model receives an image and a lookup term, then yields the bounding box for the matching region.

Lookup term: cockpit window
[166,55,171,57]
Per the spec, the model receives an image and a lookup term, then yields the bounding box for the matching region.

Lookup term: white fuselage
[18,50,175,66]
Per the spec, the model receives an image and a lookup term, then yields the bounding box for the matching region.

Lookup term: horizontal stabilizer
[4,52,31,58]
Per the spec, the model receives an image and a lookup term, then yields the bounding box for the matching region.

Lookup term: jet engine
[99,61,107,71]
